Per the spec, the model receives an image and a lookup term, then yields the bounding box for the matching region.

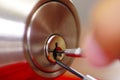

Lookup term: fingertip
[83,35,111,67]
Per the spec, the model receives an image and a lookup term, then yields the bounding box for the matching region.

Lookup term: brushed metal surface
[24,1,80,78]
[0,0,80,78]
[0,0,40,67]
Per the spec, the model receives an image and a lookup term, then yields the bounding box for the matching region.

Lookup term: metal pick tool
[56,60,97,80]
[55,48,97,80]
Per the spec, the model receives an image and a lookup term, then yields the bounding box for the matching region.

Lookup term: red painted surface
[0,62,81,80]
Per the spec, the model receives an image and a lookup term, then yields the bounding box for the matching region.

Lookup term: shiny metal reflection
[0,0,80,78]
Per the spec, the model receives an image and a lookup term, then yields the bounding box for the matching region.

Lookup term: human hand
[83,0,120,67]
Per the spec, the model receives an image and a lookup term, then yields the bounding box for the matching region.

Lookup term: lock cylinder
[0,0,80,79]
[45,34,67,63]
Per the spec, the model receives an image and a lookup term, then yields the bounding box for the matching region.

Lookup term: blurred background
[70,0,120,80]
[0,0,120,80]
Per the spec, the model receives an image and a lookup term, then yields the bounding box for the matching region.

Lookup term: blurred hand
[83,0,120,67]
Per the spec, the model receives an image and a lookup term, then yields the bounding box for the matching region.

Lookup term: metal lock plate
[24,0,80,78]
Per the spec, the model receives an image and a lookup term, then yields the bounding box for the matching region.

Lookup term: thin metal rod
[56,60,85,79]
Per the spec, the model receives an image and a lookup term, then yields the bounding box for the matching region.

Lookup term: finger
[84,34,111,67]
[92,0,120,60]
[84,0,120,67]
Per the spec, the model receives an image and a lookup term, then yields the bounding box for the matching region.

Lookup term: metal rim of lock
[24,0,80,78]
[45,34,66,63]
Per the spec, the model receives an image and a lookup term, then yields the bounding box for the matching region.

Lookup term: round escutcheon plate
[24,1,80,78]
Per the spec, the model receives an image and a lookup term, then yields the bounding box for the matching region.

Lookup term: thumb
[83,0,120,67]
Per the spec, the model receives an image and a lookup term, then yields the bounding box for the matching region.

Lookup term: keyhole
[53,42,58,60]
[53,42,63,61]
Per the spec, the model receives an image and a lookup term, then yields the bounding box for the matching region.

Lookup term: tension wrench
[55,48,97,80]
[56,60,97,80]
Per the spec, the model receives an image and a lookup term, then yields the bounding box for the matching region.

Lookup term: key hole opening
[53,42,63,61]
